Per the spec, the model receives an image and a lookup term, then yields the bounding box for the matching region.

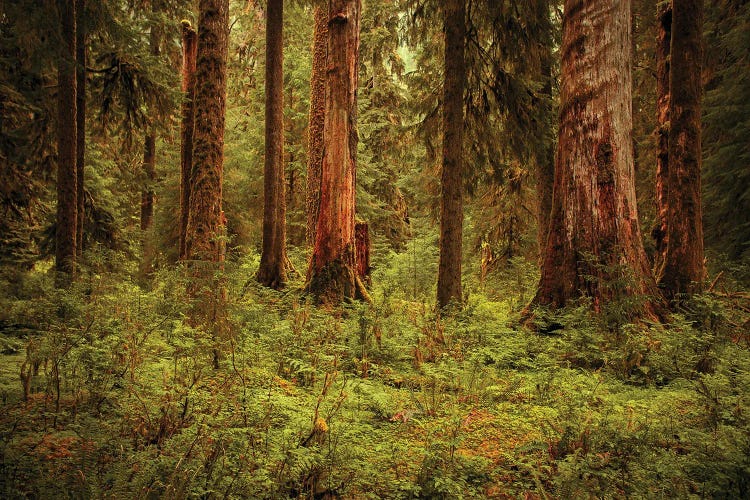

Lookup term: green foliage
[0,0,749,498]
[703,1,750,269]
[1,246,748,498]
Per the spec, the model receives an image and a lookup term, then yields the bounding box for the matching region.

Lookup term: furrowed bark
[179,21,198,260]
[536,36,555,261]
[661,0,705,299]
[355,221,370,285]
[306,0,361,304]
[306,5,327,247]
[257,0,288,289]
[437,0,466,310]
[530,0,660,318]
[186,0,230,366]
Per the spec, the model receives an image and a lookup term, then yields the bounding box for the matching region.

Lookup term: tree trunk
[536,40,555,261]
[661,0,704,299]
[257,0,287,289]
[306,0,362,304]
[652,1,672,278]
[436,0,466,310]
[186,0,229,366]
[179,21,198,260]
[55,0,77,286]
[186,0,229,264]
[531,0,659,316]
[306,5,327,247]
[140,2,160,232]
[355,221,370,285]
[75,0,85,258]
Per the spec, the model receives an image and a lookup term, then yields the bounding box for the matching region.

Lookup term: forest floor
[0,250,749,498]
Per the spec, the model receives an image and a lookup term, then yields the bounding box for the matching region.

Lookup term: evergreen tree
[306,3,327,247]
[306,0,365,304]
[257,0,288,289]
[652,1,671,276]
[661,0,705,299]
[436,0,466,310]
[75,0,86,258]
[55,0,78,285]
[185,0,230,367]
[531,0,660,316]
[179,20,198,261]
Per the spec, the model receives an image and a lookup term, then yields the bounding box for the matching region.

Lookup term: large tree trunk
[140,1,161,232]
[661,0,704,299]
[436,0,466,310]
[306,0,361,304]
[179,21,198,261]
[257,0,287,289]
[186,0,228,263]
[531,0,659,316]
[55,0,77,286]
[186,0,229,367]
[306,5,327,247]
[652,1,672,278]
[75,0,85,259]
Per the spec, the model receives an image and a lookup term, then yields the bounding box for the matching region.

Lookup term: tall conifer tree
[55,0,77,285]
[306,0,363,304]
[531,0,659,316]
[436,0,466,310]
[258,0,288,289]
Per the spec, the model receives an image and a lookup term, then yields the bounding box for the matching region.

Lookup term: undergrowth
[0,249,748,498]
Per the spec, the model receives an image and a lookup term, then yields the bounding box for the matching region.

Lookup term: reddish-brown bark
[531,0,659,316]
[306,5,327,247]
[186,0,229,368]
[652,2,672,277]
[355,221,370,285]
[537,44,555,261]
[75,0,85,258]
[186,0,229,265]
[179,21,198,260]
[437,0,466,310]
[56,0,77,285]
[306,0,361,304]
[257,0,287,289]
[661,0,705,299]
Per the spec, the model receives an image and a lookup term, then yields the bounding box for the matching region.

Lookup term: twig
[708,271,724,292]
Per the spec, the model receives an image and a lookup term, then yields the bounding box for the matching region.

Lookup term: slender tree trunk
[437,0,466,310]
[355,221,370,285]
[306,0,362,304]
[140,135,156,232]
[179,21,198,260]
[55,0,77,286]
[661,0,704,299]
[530,0,659,316]
[257,0,287,289]
[140,0,160,232]
[652,1,672,278]
[186,0,229,366]
[536,42,555,261]
[306,5,327,247]
[75,0,85,258]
